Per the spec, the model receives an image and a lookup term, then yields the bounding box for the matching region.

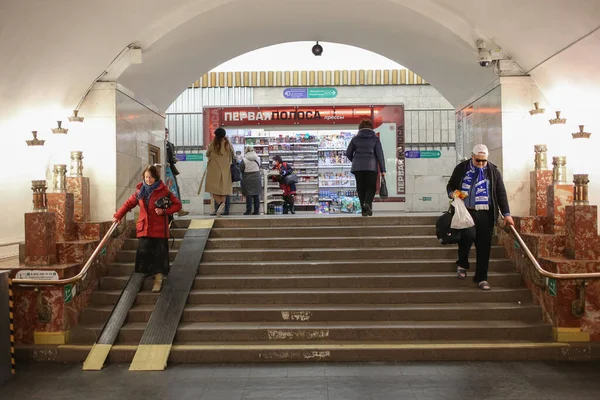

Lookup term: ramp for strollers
[82,272,145,370]
[129,219,214,371]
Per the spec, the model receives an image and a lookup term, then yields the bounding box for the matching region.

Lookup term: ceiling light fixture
[26,131,45,146]
[529,102,545,116]
[52,121,68,134]
[572,125,591,139]
[549,111,566,125]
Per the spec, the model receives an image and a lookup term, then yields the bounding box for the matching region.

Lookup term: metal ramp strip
[129,219,214,371]
[82,272,145,370]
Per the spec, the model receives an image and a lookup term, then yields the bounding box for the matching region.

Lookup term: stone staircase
[64,215,567,363]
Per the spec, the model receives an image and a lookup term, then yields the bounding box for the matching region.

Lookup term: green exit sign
[422,197,432,201]
[181,200,190,204]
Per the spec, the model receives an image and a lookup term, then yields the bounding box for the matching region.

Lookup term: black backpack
[435,206,462,245]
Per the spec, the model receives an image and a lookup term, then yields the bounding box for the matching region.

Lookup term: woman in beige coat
[205,127,234,216]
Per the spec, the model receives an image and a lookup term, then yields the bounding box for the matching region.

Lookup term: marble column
[66,177,91,222]
[47,193,75,241]
[530,170,553,216]
[24,213,57,265]
[545,184,574,235]
[565,205,599,260]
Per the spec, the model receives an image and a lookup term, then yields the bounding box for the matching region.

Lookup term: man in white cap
[446,144,514,290]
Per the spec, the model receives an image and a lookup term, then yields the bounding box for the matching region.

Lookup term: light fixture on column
[572,125,591,139]
[534,144,548,170]
[549,111,566,125]
[573,174,590,205]
[529,102,545,116]
[68,110,84,123]
[31,180,48,212]
[26,131,45,146]
[51,121,68,134]
[552,156,567,183]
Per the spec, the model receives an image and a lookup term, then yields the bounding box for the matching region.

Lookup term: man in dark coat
[446,144,514,291]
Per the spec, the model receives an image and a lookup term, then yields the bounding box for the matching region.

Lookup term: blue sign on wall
[283,88,308,99]
[404,150,441,159]
[175,154,187,161]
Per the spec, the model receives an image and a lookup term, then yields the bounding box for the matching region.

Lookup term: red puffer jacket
[114,181,182,238]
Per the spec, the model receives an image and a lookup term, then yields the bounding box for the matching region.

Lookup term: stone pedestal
[24,213,57,265]
[565,205,599,260]
[66,177,91,222]
[47,193,75,241]
[545,184,574,234]
[530,170,553,216]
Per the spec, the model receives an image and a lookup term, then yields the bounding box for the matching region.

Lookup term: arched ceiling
[1,0,599,118]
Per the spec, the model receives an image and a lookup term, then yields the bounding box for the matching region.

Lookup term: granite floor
[2,361,600,400]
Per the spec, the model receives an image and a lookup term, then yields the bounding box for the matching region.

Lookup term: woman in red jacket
[113,165,182,292]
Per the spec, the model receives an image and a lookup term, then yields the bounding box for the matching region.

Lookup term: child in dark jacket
[272,155,296,214]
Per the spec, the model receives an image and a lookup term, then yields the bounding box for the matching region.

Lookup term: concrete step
[108,258,514,276]
[116,249,177,263]
[171,219,192,229]
[205,236,453,249]
[122,238,183,250]
[100,272,523,291]
[75,320,552,343]
[26,342,600,363]
[80,302,543,325]
[209,225,436,238]
[201,246,507,262]
[196,259,515,275]
[212,215,439,228]
[90,286,533,306]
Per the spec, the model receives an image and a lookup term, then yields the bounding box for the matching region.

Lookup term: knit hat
[215,128,226,138]
[472,144,489,156]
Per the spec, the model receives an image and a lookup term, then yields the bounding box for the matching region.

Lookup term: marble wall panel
[565,205,599,260]
[24,213,56,266]
[530,170,553,216]
[66,177,91,222]
[47,193,75,241]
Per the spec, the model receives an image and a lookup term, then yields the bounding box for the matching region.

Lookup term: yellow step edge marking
[34,331,69,345]
[129,344,171,371]
[188,219,214,230]
[553,327,590,342]
[82,344,112,371]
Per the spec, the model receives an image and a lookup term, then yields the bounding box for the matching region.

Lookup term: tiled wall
[456,85,502,164]
[115,90,165,219]
[405,150,458,212]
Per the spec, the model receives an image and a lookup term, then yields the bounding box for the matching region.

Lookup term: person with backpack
[272,155,296,214]
[240,146,262,215]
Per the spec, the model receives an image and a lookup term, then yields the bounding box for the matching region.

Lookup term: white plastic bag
[450,198,475,229]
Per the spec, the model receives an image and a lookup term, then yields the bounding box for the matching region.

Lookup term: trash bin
[0,271,12,384]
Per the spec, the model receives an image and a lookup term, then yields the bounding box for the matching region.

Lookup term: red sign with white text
[202,104,405,195]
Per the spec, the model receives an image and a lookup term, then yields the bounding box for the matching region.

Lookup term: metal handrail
[12,221,120,286]
[509,225,600,280]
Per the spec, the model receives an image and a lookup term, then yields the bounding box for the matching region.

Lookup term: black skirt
[134,237,169,276]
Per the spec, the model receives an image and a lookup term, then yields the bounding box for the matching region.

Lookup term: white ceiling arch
[1,0,599,118]
[118,0,496,109]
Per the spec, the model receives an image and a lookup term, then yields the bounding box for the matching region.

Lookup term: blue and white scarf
[137,180,161,206]
[461,160,489,210]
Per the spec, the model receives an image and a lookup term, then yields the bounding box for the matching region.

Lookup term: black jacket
[345,129,386,173]
[166,140,179,175]
[446,159,510,222]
